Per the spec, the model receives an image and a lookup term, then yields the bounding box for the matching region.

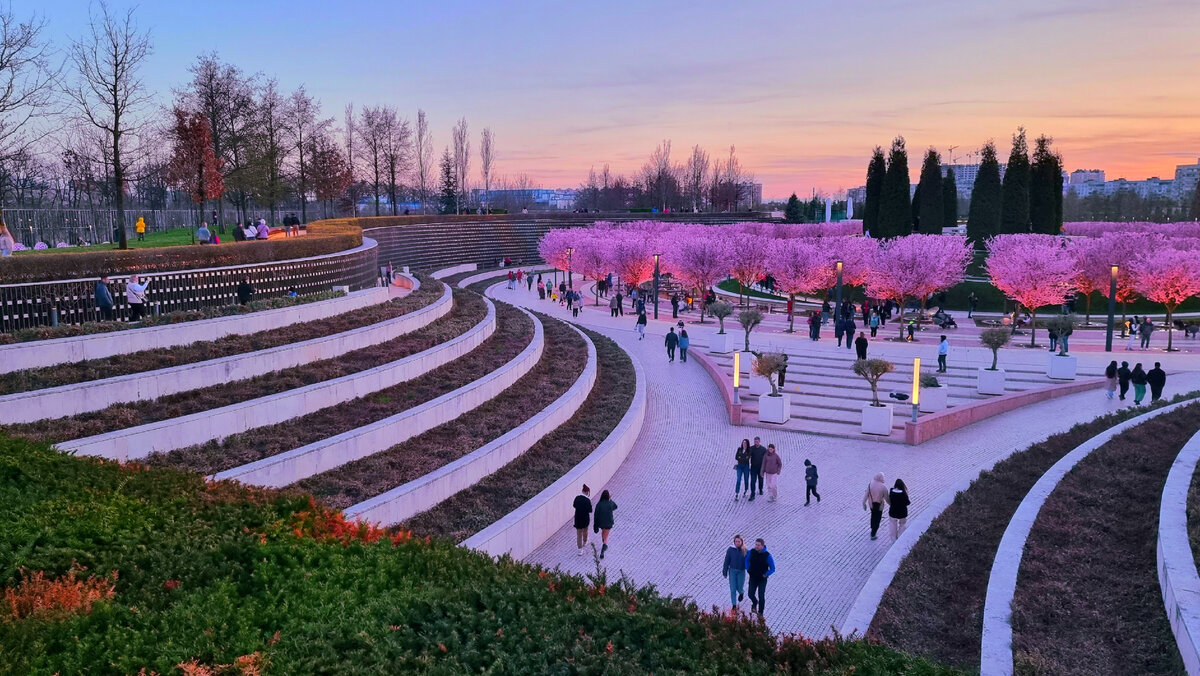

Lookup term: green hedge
[0,437,959,675]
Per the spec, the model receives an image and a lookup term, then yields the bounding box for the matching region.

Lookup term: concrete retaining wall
[432,263,477,279]
[462,349,647,561]
[1,275,447,424]
[345,323,598,526]
[212,305,544,488]
[0,287,391,374]
[59,288,491,461]
[1157,429,1200,676]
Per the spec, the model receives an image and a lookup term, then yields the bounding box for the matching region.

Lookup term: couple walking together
[734,437,820,505]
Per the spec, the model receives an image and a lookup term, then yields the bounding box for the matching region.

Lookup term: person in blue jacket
[721,535,748,610]
[745,538,776,616]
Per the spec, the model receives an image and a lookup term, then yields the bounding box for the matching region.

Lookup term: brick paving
[491,281,1200,638]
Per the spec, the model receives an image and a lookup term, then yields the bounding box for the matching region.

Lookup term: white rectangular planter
[758,393,791,424]
[861,403,893,435]
[919,386,949,413]
[977,368,1007,395]
[1047,355,1078,380]
[709,332,733,353]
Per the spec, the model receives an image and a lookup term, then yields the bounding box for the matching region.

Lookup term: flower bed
[0,278,443,395]
[295,312,587,509]
[0,437,957,674]
[1010,401,1200,675]
[1,290,485,444]
[402,326,631,542]
[869,391,1200,669]
[144,301,532,476]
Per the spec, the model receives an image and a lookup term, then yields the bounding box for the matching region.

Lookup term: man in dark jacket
[1148,362,1167,402]
[95,275,115,321]
[748,437,768,501]
[236,277,254,305]
[854,332,868,360]
[573,484,592,557]
[804,459,821,505]
[1117,361,1132,401]
[665,327,679,362]
[744,538,775,616]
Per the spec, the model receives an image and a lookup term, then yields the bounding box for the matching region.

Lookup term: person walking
[1148,362,1167,402]
[777,354,788,389]
[615,291,624,316]
[1140,318,1155,349]
[835,316,846,347]
[256,219,270,240]
[808,311,820,341]
[1047,326,1058,353]
[125,274,150,321]
[762,444,783,502]
[869,310,880,338]
[722,535,748,611]
[236,277,254,305]
[665,327,679,362]
[635,311,647,340]
[609,293,619,317]
[135,216,146,241]
[804,459,820,505]
[1104,360,1118,400]
[573,484,593,556]
[748,437,768,501]
[0,222,15,256]
[937,335,949,373]
[1131,363,1148,405]
[888,479,911,539]
[863,472,888,540]
[967,291,977,318]
[734,439,752,501]
[593,490,617,559]
[744,538,775,617]
[95,275,115,321]
[671,294,680,319]
[679,329,690,363]
[537,279,546,300]
[1125,324,1139,351]
[1117,361,1132,400]
[527,274,534,291]
[855,332,869,360]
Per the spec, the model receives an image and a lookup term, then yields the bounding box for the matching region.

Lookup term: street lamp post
[653,253,661,320]
[834,260,844,318]
[911,357,921,423]
[1105,264,1118,352]
[566,247,574,291]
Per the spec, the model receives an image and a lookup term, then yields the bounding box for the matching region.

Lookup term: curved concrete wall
[1,276,448,424]
[1157,428,1200,676]
[462,346,647,560]
[0,287,391,374]
[432,263,477,280]
[59,288,493,461]
[212,304,544,488]
[344,322,598,526]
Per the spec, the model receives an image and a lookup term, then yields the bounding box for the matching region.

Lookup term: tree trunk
[1167,304,1176,351]
[1085,292,1092,326]
[1029,308,1038,347]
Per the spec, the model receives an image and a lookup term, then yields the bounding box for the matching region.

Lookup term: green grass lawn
[15,227,212,254]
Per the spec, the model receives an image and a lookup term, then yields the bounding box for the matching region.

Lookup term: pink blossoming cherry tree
[727,233,771,304]
[570,235,612,305]
[673,234,732,323]
[866,234,972,340]
[769,237,839,332]
[1131,247,1200,351]
[986,234,1077,347]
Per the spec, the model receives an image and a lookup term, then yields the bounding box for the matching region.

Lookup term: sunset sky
[35,0,1200,198]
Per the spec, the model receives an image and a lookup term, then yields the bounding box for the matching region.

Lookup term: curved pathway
[492,280,1200,638]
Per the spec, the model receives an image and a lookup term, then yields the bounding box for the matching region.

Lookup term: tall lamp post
[834,260,844,318]
[566,247,574,291]
[1105,264,1118,352]
[653,252,661,320]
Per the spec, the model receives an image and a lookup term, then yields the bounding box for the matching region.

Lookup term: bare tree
[65,2,152,249]
[182,53,248,231]
[684,144,709,213]
[413,108,432,214]
[358,105,391,216]
[641,139,675,211]
[479,127,494,213]
[451,117,469,214]
[285,86,330,223]
[249,78,289,225]
[382,111,411,215]
[0,7,59,169]
[513,172,534,212]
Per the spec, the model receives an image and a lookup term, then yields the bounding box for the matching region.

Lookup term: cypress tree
[1030,135,1064,235]
[911,183,921,233]
[1192,182,1200,220]
[438,147,457,215]
[784,193,802,223]
[863,147,885,235]
[917,147,944,234]
[878,136,911,238]
[966,141,1002,248]
[1000,128,1031,233]
[943,166,958,227]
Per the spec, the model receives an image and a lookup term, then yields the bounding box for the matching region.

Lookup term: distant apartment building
[1070,169,1105,184]
[1175,157,1200,201]
[940,163,1007,198]
[1064,158,1199,201]
[473,188,577,210]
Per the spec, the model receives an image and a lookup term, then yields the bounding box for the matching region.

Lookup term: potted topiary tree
[978,327,1010,395]
[753,352,791,423]
[1043,314,1078,380]
[708,301,735,353]
[738,309,764,380]
[918,373,949,412]
[854,358,895,435]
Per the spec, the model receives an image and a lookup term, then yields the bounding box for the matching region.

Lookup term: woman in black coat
[887,479,911,540]
[593,490,618,559]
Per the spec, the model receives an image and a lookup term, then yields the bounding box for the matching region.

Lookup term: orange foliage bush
[2,566,116,621]
[287,497,412,547]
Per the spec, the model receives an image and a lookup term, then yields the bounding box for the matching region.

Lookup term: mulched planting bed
[0,290,487,445]
[0,278,444,395]
[869,390,1200,670]
[1011,401,1200,676]
[144,301,534,476]
[402,325,633,543]
[294,312,589,509]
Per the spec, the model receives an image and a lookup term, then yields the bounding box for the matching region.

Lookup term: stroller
[932,309,958,329]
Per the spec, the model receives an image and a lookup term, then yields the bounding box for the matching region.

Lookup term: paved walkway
[491,281,1200,638]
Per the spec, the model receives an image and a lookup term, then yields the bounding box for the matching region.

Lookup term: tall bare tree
[0,7,59,171]
[382,111,411,215]
[479,127,494,213]
[684,144,709,213]
[285,86,330,223]
[641,139,675,211]
[182,53,248,231]
[413,108,433,214]
[451,117,469,214]
[249,79,289,226]
[65,2,152,249]
[358,105,392,216]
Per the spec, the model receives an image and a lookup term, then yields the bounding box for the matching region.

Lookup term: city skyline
[27,0,1200,199]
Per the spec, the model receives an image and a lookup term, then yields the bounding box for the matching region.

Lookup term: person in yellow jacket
[135,216,146,241]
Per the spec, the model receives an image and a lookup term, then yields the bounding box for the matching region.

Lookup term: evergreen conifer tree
[917,148,944,234]
[878,136,911,238]
[1192,182,1200,220]
[910,183,921,233]
[1030,135,1064,235]
[863,147,885,236]
[1000,128,1031,233]
[943,166,958,227]
[438,147,457,215]
[784,193,802,223]
[967,141,1002,248]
